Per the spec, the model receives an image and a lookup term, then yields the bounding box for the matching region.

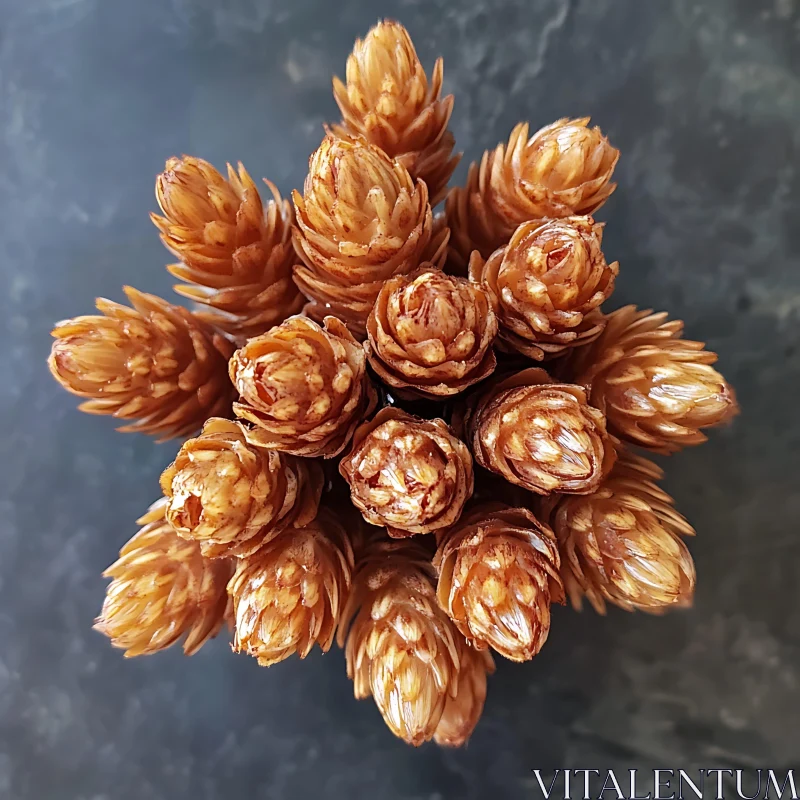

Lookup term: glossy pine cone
[152,156,303,343]
[94,499,233,657]
[331,20,459,205]
[292,134,446,338]
[542,451,696,613]
[229,509,354,666]
[469,216,617,359]
[447,118,619,270]
[339,408,474,538]
[434,504,564,662]
[461,368,616,495]
[48,286,234,440]
[159,418,323,559]
[570,305,739,453]
[338,535,461,746]
[366,266,498,398]
[229,315,377,457]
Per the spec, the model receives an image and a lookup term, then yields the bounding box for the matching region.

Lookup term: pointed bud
[229,509,354,665]
[160,418,322,558]
[48,287,234,440]
[94,499,232,657]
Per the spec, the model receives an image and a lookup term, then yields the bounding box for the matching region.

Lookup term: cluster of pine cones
[48,21,738,747]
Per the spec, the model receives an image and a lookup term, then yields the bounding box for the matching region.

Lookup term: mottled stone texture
[1,0,799,798]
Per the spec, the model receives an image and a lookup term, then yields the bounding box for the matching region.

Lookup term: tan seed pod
[433,640,495,747]
[365,266,498,398]
[541,450,696,614]
[292,134,447,338]
[151,157,304,343]
[339,407,474,538]
[337,535,461,746]
[331,20,460,205]
[159,418,322,559]
[462,368,616,495]
[434,504,564,662]
[569,305,739,453]
[469,216,617,359]
[447,118,619,270]
[229,315,377,457]
[94,498,233,657]
[228,509,354,666]
[48,286,234,440]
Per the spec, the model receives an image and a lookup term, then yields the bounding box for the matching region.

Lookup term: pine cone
[447,118,619,270]
[434,641,495,747]
[339,407,474,538]
[94,498,232,657]
[434,504,564,662]
[229,509,353,666]
[462,368,616,495]
[331,20,460,205]
[338,535,461,745]
[469,217,617,359]
[292,134,447,338]
[159,418,322,559]
[48,286,235,440]
[151,157,304,343]
[541,450,696,614]
[365,266,498,398]
[569,305,739,453]
[229,315,377,457]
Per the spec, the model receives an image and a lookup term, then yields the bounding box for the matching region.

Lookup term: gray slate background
[2,0,799,798]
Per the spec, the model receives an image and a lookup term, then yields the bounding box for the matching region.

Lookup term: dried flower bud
[434,641,495,747]
[366,266,498,398]
[542,451,696,613]
[229,509,354,666]
[463,368,616,495]
[434,504,564,662]
[570,306,739,453]
[292,134,446,338]
[48,287,234,440]
[229,315,377,457]
[447,118,619,269]
[159,418,322,559]
[332,20,460,204]
[339,408,473,537]
[469,217,617,359]
[151,157,304,342]
[94,498,232,657]
[338,536,461,745]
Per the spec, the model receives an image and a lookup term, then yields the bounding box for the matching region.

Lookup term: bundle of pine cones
[48,21,738,747]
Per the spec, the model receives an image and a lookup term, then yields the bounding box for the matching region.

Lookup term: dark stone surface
[1,0,799,797]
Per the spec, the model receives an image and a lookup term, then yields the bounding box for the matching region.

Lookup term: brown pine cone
[434,641,495,747]
[469,217,617,360]
[292,134,447,338]
[229,315,377,457]
[447,118,619,270]
[94,498,232,657]
[331,20,460,205]
[159,418,322,559]
[339,407,473,538]
[434,504,564,662]
[48,286,234,440]
[462,368,616,495]
[151,157,304,343]
[365,266,498,398]
[228,509,354,666]
[541,450,696,614]
[337,535,461,746]
[569,305,739,453]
